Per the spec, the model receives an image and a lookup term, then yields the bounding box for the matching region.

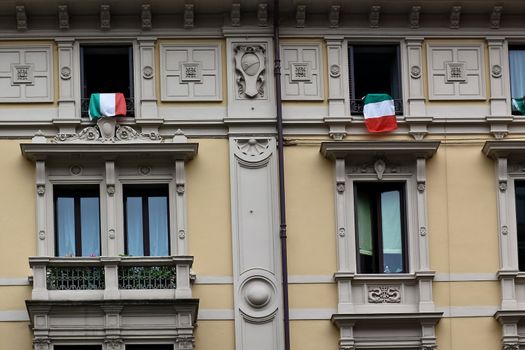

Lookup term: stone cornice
[320,140,441,160]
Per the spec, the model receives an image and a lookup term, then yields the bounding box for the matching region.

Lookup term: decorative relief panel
[233,44,267,99]
[427,44,485,100]
[160,44,221,101]
[0,46,53,102]
[368,286,401,304]
[281,44,323,100]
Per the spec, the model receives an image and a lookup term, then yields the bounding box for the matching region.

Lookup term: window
[80,45,134,117]
[354,182,407,274]
[348,44,402,115]
[126,345,173,350]
[509,46,525,115]
[515,181,525,270]
[54,346,101,350]
[124,184,170,256]
[54,185,101,257]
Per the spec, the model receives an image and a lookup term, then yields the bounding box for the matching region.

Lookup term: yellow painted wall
[193,284,234,309]
[290,320,339,350]
[436,317,501,350]
[0,141,35,277]
[186,139,232,276]
[194,320,235,350]
[0,323,33,350]
[285,143,337,275]
[0,286,31,310]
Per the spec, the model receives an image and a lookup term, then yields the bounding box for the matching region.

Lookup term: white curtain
[81,197,100,256]
[510,50,525,98]
[148,197,169,256]
[126,197,144,256]
[57,198,75,256]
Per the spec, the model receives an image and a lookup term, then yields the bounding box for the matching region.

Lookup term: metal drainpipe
[273,1,291,350]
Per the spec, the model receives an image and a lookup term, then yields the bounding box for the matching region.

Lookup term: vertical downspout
[273,1,291,350]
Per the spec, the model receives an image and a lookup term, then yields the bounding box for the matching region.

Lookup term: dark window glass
[54,345,102,350]
[515,181,525,270]
[126,345,173,350]
[80,45,134,117]
[54,186,100,257]
[348,44,402,115]
[124,185,170,256]
[354,182,407,274]
[509,46,525,115]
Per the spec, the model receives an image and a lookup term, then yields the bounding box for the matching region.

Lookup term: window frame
[53,184,102,257]
[508,45,525,116]
[123,183,171,257]
[353,181,409,274]
[347,43,403,116]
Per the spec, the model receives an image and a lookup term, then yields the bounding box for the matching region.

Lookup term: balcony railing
[350,99,403,116]
[81,97,135,118]
[29,256,193,300]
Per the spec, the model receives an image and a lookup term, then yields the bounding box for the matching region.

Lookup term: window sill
[334,271,435,282]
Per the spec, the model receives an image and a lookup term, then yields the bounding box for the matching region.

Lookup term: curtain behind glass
[81,197,100,256]
[381,190,403,272]
[126,197,144,256]
[148,196,169,256]
[510,49,525,98]
[356,190,373,256]
[57,197,75,256]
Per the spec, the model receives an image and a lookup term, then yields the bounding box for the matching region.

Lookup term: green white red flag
[88,93,127,120]
[363,94,398,133]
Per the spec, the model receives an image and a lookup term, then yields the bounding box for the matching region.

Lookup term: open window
[348,44,403,115]
[80,45,134,117]
[509,46,525,115]
[54,185,101,257]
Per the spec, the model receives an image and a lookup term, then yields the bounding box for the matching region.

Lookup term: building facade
[0,0,523,349]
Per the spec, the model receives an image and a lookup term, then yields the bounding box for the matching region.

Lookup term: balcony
[80,97,135,118]
[350,98,404,116]
[29,256,193,301]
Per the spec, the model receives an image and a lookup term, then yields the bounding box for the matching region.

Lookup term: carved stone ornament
[176,184,185,194]
[336,182,345,193]
[290,62,311,82]
[368,286,401,303]
[141,4,152,30]
[36,184,45,196]
[369,5,381,28]
[235,138,271,160]
[417,182,426,193]
[330,64,341,78]
[493,131,508,140]
[60,66,71,80]
[410,65,422,79]
[16,5,27,31]
[374,159,386,180]
[490,5,503,29]
[231,3,241,27]
[38,230,46,240]
[54,118,162,143]
[11,64,34,85]
[33,338,51,350]
[339,346,355,350]
[503,344,519,350]
[178,230,186,239]
[104,338,123,350]
[409,6,421,29]
[184,4,194,29]
[257,3,268,27]
[142,65,154,79]
[233,45,266,98]
[107,184,115,196]
[338,228,345,237]
[445,62,466,83]
[329,5,340,28]
[138,166,151,175]
[296,5,306,28]
[492,64,503,78]
[100,4,111,31]
[419,227,427,236]
[502,225,509,235]
[70,165,82,175]
[58,5,69,30]
[499,181,507,192]
[449,5,461,29]
[421,345,437,350]
[180,62,202,83]
[108,229,116,239]
[176,336,195,350]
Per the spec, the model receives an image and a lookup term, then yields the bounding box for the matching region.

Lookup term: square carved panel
[281,44,323,100]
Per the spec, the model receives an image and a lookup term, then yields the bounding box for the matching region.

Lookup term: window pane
[510,49,525,99]
[381,190,403,273]
[515,182,525,270]
[57,197,75,257]
[148,196,169,256]
[81,197,100,257]
[356,188,375,274]
[126,197,144,256]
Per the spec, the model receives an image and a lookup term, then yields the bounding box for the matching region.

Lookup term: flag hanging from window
[88,93,127,120]
[362,94,398,133]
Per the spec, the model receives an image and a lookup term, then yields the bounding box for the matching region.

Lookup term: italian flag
[88,93,127,120]
[363,94,398,133]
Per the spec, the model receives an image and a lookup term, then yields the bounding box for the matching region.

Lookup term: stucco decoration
[11,64,34,85]
[141,4,152,30]
[239,276,278,322]
[36,184,45,196]
[100,4,111,30]
[329,5,340,28]
[490,5,503,29]
[60,66,71,80]
[368,286,401,303]
[33,338,51,350]
[449,5,461,29]
[374,159,386,180]
[54,118,162,143]
[409,6,421,29]
[233,138,272,162]
[176,336,195,350]
[234,45,266,98]
[104,338,123,350]
[492,64,503,78]
[503,344,519,350]
[369,5,381,28]
[296,5,306,28]
[58,5,69,30]
[410,65,421,79]
[16,5,27,31]
[257,3,268,27]
[231,3,240,27]
[184,4,194,29]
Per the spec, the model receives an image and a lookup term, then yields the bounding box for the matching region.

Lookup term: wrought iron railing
[350,98,403,116]
[118,265,177,290]
[81,97,135,118]
[47,266,105,290]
